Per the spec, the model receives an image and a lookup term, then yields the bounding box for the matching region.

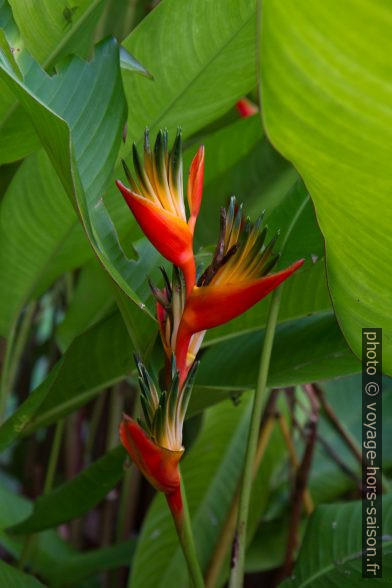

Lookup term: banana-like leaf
[0,0,148,163]
[281,494,392,587]
[8,0,105,66]
[197,313,361,392]
[0,36,157,337]
[261,0,392,373]
[120,0,257,146]
[0,563,45,587]
[0,151,88,334]
[0,0,106,163]
[55,257,115,350]
[0,481,135,585]
[8,446,126,534]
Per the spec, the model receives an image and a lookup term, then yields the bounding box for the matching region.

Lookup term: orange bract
[175,198,305,382]
[116,129,204,295]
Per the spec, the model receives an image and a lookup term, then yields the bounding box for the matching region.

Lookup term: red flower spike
[119,416,183,495]
[116,129,205,296]
[175,197,305,383]
[116,181,195,295]
[119,356,198,500]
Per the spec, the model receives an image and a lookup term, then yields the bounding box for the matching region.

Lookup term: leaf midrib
[134,7,256,145]
[43,0,105,69]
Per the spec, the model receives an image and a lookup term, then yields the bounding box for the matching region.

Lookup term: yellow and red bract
[119,356,198,515]
[120,416,182,494]
[116,129,204,296]
[175,198,304,383]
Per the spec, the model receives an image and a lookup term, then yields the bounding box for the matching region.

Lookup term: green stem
[228,287,282,588]
[83,391,106,464]
[43,419,65,494]
[168,474,204,588]
[0,302,36,422]
[0,320,17,423]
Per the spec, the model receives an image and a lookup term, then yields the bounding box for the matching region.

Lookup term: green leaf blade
[261,0,392,373]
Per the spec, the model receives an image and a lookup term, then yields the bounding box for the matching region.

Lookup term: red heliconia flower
[236,97,258,118]
[120,417,183,510]
[116,129,204,296]
[175,197,304,384]
[119,356,197,516]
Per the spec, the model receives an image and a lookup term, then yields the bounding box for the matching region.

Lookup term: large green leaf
[0,482,74,581]
[0,479,134,585]
[0,36,158,335]
[49,540,136,587]
[0,0,40,162]
[197,313,361,392]
[183,116,295,246]
[55,257,115,350]
[0,563,45,587]
[8,446,126,534]
[121,0,257,146]
[281,494,392,587]
[261,0,392,373]
[8,0,105,66]
[0,150,89,334]
[0,0,106,163]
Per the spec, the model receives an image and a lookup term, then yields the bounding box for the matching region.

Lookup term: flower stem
[228,287,282,588]
[43,419,65,494]
[205,394,277,588]
[167,473,204,588]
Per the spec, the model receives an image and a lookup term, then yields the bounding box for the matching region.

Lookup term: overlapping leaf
[0,481,135,585]
[0,0,106,163]
[121,0,257,144]
[0,35,158,337]
[261,0,392,373]
[281,494,392,587]
[197,313,361,392]
[8,446,126,534]
[0,151,89,334]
